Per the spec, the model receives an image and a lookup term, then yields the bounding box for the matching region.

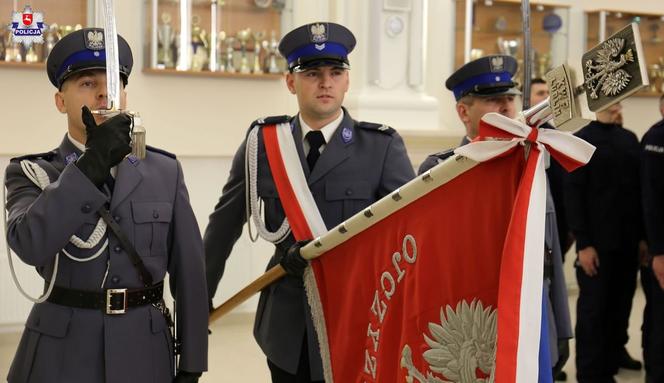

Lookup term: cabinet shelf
[0,61,45,70]
[143,67,283,80]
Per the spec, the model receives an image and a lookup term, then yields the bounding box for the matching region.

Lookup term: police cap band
[445,55,521,101]
[46,28,133,89]
[278,22,356,73]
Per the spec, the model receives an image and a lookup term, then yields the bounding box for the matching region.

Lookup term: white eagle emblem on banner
[401,299,497,383]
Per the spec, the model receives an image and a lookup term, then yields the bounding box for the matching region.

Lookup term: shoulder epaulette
[146,145,176,159]
[357,121,396,135]
[250,115,292,129]
[10,150,56,163]
[432,148,455,161]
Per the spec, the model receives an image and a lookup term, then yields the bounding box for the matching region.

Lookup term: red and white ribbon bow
[455,113,596,171]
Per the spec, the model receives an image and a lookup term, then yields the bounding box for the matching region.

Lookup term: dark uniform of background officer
[418,56,573,380]
[204,22,415,383]
[641,94,664,383]
[4,29,207,383]
[565,102,644,383]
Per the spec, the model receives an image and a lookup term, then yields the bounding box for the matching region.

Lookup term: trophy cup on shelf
[157,13,175,68]
[237,28,252,74]
[4,33,22,62]
[43,24,60,60]
[648,64,660,93]
[216,30,226,72]
[252,30,265,74]
[190,17,209,71]
[24,45,39,63]
[224,36,236,73]
[267,30,280,74]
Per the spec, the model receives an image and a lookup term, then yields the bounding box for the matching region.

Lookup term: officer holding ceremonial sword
[3,1,208,382]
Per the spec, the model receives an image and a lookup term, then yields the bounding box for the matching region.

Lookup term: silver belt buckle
[106,288,128,314]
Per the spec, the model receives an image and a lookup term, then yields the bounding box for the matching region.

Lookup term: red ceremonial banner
[307,149,526,382]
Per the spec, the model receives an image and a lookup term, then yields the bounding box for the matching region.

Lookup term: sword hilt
[89,109,146,160]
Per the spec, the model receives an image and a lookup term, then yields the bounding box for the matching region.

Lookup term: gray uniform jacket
[204,110,415,380]
[418,147,573,365]
[5,136,208,383]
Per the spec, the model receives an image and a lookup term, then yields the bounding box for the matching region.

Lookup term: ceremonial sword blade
[102,0,120,111]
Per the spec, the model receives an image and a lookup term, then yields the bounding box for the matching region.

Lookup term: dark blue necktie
[306,131,325,171]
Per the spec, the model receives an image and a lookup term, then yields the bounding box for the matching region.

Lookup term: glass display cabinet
[144,0,289,79]
[454,0,570,82]
[586,9,664,97]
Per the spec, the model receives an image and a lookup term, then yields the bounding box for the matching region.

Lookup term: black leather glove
[75,106,132,187]
[173,370,201,383]
[280,241,310,277]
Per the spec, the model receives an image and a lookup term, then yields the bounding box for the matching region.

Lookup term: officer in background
[565,102,644,383]
[4,29,208,383]
[641,93,664,383]
[418,56,573,380]
[204,22,415,382]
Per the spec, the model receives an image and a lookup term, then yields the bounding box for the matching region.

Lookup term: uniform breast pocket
[131,201,173,257]
[325,180,373,220]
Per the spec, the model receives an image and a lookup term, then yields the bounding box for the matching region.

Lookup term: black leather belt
[46,281,163,315]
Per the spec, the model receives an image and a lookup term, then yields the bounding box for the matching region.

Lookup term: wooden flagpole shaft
[209,264,287,323]
[209,155,479,323]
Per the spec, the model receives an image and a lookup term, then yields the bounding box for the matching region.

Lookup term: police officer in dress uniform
[5,28,207,383]
[204,22,415,383]
[565,102,645,383]
[641,94,664,383]
[417,56,573,379]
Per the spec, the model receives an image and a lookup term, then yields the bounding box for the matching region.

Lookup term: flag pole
[209,155,479,323]
[521,0,532,110]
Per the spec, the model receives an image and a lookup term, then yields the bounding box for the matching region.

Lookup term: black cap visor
[291,56,350,73]
[58,63,129,89]
[463,82,521,98]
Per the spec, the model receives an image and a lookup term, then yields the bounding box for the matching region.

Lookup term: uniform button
[81,203,92,213]
[111,276,120,284]
[152,210,159,219]
[345,188,353,196]
[113,216,121,222]
[114,245,122,253]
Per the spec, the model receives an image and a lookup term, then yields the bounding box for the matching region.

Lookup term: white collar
[299,110,344,146]
[67,132,86,152]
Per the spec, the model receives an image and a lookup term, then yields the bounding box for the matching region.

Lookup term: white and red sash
[262,123,327,240]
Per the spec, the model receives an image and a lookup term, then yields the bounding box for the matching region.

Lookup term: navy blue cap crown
[46,28,133,88]
[278,22,356,72]
[446,55,520,101]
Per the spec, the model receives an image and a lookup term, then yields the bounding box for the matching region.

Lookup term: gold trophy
[252,30,265,74]
[224,36,236,72]
[236,28,252,74]
[157,13,175,68]
[190,16,209,71]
